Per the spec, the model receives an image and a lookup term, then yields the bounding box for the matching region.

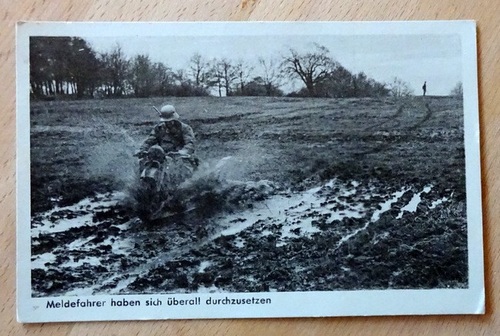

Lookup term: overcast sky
[86,33,462,96]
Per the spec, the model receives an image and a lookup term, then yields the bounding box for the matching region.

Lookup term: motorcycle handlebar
[166,152,191,159]
[135,149,190,159]
[166,151,179,157]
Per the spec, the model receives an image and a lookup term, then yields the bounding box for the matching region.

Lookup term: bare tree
[129,54,154,97]
[152,62,174,96]
[100,44,129,97]
[189,53,209,87]
[207,59,224,97]
[233,60,254,95]
[389,77,414,98]
[258,57,283,96]
[207,58,237,97]
[220,58,238,96]
[282,43,338,97]
[450,81,463,97]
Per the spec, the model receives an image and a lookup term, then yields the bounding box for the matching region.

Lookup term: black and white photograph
[16,21,484,322]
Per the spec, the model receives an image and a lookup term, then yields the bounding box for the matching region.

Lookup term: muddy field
[29,96,468,296]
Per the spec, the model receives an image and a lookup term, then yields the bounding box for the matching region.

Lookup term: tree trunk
[306,83,315,97]
[47,81,55,95]
[76,81,84,99]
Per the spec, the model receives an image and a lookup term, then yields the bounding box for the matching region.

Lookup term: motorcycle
[133,145,196,221]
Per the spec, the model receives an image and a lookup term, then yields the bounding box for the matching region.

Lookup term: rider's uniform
[140,120,195,155]
[139,120,197,179]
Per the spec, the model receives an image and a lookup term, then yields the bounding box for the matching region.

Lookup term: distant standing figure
[422,81,427,96]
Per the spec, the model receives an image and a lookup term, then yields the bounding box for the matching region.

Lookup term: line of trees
[30,38,394,100]
[30,37,100,99]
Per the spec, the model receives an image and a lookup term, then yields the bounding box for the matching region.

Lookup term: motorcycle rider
[137,104,197,178]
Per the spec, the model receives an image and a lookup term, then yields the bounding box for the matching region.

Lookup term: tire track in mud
[355,100,435,157]
[91,222,237,295]
[126,185,450,293]
[363,105,405,132]
[31,176,457,295]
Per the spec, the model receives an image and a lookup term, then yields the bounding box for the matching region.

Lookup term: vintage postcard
[16,21,483,322]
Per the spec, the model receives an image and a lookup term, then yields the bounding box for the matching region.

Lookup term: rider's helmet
[160,105,180,122]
